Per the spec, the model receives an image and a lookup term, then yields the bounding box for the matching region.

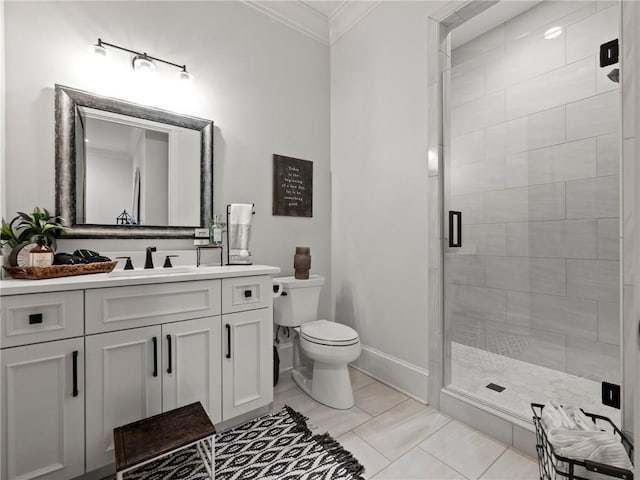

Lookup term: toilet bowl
[298,320,361,409]
[273,276,361,409]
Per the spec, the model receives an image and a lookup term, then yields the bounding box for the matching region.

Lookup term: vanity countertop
[0,264,280,295]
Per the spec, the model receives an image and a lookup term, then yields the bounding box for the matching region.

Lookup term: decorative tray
[3,261,117,280]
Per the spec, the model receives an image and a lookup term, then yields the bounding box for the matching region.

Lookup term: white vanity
[0,265,279,480]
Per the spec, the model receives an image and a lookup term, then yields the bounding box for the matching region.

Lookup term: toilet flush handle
[273,282,284,298]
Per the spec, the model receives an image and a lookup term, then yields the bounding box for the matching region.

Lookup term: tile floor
[272,368,541,480]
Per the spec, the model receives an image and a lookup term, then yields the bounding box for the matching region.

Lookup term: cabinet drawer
[85,280,221,334]
[222,276,271,314]
[1,291,84,348]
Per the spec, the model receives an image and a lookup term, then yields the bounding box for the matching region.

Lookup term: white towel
[562,405,600,432]
[228,203,253,264]
[542,401,576,431]
[540,402,632,479]
[547,428,633,472]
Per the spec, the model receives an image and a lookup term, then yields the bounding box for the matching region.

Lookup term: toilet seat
[300,319,359,346]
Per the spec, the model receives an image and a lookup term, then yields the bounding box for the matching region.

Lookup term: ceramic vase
[294,246,311,279]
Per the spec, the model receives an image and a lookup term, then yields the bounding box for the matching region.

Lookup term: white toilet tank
[273,275,325,327]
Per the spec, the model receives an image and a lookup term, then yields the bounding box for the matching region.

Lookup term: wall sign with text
[272,154,313,217]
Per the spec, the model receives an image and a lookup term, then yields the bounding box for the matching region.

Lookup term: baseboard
[352,345,429,403]
[276,341,293,373]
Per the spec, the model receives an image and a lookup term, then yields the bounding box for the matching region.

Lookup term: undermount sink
[108,266,197,277]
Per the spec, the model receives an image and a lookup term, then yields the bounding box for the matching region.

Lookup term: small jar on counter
[30,235,53,267]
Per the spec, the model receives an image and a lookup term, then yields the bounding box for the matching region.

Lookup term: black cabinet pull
[166,334,172,374]
[226,324,232,359]
[152,337,158,377]
[72,350,79,397]
[244,290,252,298]
[29,313,43,325]
[448,211,462,248]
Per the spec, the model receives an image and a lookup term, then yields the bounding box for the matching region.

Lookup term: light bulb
[177,69,193,82]
[132,54,156,74]
[89,42,107,58]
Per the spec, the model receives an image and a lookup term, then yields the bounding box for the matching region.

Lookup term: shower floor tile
[451,342,621,426]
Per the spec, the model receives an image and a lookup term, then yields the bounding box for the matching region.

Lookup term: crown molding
[243,1,330,44]
[329,1,381,44]
[243,1,384,46]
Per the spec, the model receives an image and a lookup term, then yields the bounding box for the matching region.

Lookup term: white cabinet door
[162,317,222,424]
[1,338,84,480]
[85,326,162,472]
[222,308,273,420]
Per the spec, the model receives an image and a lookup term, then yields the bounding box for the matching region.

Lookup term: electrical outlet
[600,39,619,67]
[602,382,621,409]
[194,228,209,238]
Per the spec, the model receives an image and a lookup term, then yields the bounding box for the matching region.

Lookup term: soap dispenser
[210,215,223,246]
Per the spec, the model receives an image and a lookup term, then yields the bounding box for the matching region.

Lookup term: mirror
[55,84,213,238]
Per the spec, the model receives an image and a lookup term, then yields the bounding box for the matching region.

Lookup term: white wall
[331,1,437,401]
[1,1,5,222]
[85,149,133,224]
[0,5,5,479]
[144,130,169,226]
[3,1,331,316]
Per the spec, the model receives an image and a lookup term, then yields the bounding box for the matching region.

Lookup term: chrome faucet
[144,246,157,269]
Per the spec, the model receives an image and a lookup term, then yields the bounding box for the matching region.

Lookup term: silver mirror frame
[55,84,213,238]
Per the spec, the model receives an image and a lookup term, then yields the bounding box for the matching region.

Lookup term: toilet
[273,275,361,409]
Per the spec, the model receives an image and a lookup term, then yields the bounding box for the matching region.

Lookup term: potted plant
[1,207,66,265]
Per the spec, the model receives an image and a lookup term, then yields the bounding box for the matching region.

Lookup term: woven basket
[3,261,117,280]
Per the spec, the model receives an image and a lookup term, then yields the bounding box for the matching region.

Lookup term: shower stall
[441,0,622,425]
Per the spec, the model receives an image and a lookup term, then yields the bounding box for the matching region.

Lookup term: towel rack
[226,204,255,265]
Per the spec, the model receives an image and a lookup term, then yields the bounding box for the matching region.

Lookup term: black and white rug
[124,406,365,480]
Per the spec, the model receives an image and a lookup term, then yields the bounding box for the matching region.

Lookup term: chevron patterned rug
[122,406,365,480]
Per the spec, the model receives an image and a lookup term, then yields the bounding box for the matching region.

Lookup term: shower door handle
[449,211,462,248]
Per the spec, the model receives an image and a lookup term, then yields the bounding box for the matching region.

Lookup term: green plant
[1,207,66,249]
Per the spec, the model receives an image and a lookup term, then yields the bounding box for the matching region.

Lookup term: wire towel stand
[226,204,255,265]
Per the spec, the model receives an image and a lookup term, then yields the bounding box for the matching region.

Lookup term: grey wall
[3,1,332,316]
[446,1,621,383]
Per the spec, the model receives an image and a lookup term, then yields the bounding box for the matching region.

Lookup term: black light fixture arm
[96,38,188,72]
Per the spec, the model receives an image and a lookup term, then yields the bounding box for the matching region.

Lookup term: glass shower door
[443,0,621,423]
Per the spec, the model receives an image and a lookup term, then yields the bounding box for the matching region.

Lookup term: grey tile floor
[272,368,540,480]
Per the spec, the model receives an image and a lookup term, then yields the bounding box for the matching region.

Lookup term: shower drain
[486,383,506,393]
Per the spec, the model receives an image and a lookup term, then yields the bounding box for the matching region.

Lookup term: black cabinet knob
[244,290,252,298]
[29,313,43,325]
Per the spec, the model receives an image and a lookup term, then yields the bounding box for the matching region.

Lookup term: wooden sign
[272,154,313,217]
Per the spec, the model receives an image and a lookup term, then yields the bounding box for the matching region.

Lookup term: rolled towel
[562,405,599,432]
[542,402,576,431]
[552,401,577,429]
[228,203,253,264]
[547,428,633,472]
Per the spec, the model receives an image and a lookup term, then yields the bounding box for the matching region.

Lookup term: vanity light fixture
[89,38,193,81]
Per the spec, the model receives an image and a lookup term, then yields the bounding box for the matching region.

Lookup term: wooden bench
[113,402,216,479]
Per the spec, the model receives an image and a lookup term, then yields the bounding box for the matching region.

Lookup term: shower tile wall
[447,1,620,383]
